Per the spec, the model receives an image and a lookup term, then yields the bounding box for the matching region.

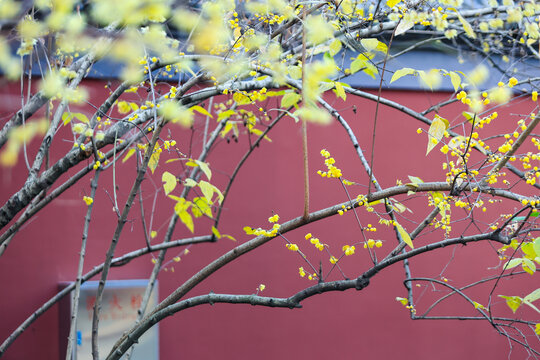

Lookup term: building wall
[0,78,534,359]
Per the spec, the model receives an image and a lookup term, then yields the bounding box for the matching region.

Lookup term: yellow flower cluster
[317,149,343,178]
[305,233,325,251]
[83,196,93,206]
[363,239,382,248]
[286,243,299,251]
[243,223,280,237]
[299,266,318,280]
[342,245,355,256]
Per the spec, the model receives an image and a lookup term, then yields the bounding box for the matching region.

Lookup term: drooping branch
[107,227,510,360]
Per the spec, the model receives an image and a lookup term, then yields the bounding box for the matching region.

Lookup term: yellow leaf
[448,71,461,92]
[390,67,416,83]
[122,148,136,163]
[334,82,346,101]
[148,145,160,174]
[233,92,252,105]
[179,210,194,232]
[288,66,302,80]
[329,39,342,56]
[281,92,302,108]
[305,15,334,44]
[457,13,476,39]
[192,197,213,218]
[418,69,442,91]
[211,226,222,239]
[223,234,236,241]
[173,197,193,232]
[387,0,401,7]
[498,295,522,314]
[395,296,408,305]
[395,222,413,249]
[162,171,177,195]
[159,100,194,128]
[217,109,236,122]
[295,106,332,125]
[249,127,272,142]
[190,105,213,118]
[426,115,448,155]
[473,301,485,310]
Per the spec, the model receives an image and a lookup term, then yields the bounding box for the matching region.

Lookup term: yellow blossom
[286,243,299,251]
[83,196,93,206]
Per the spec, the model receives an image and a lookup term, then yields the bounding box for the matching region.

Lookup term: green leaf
[408,175,424,184]
[184,178,197,187]
[390,68,416,83]
[524,288,540,303]
[281,92,302,108]
[504,258,522,270]
[462,111,476,124]
[521,243,536,258]
[360,38,379,52]
[198,180,214,202]
[350,58,364,74]
[498,295,522,313]
[426,115,448,155]
[534,237,540,258]
[162,171,177,196]
[195,160,212,180]
[395,20,414,36]
[329,39,342,56]
[395,222,413,249]
[190,105,213,118]
[522,258,536,275]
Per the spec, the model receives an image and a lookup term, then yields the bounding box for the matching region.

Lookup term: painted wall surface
[0,78,534,359]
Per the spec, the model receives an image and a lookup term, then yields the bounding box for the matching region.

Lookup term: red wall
[0,79,536,359]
